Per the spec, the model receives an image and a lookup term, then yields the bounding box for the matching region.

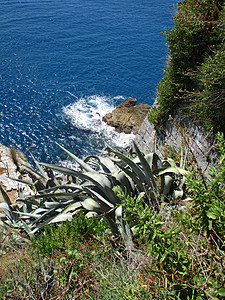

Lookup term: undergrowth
[0,134,225,299]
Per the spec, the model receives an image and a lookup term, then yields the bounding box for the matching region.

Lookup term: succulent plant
[0,142,187,249]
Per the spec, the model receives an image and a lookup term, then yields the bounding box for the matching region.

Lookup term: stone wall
[135,112,218,177]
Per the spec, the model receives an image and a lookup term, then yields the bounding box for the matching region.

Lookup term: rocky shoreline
[0,96,218,203]
[0,97,149,203]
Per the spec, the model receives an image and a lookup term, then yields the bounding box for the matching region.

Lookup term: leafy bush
[32,211,108,255]
[187,50,225,131]
[187,132,225,243]
[150,0,225,133]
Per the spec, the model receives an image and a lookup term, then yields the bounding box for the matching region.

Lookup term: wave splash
[62,95,135,149]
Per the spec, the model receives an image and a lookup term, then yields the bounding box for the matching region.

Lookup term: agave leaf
[49,213,72,224]
[157,167,188,176]
[112,171,135,195]
[77,171,120,205]
[56,142,95,172]
[166,158,177,168]
[82,198,102,212]
[115,163,145,193]
[34,180,46,192]
[27,192,78,203]
[106,143,147,184]
[41,183,81,194]
[84,172,112,189]
[161,173,173,196]
[19,219,35,242]
[30,215,58,234]
[0,185,12,207]
[62,202,82,214]
[14,211,42,219]
[105,212,120,236]
[22,163,46,180]
[144,153,154,169]
[16,198,40,207]
[31,207,59,226]
[8,177,35,186]
[39,162,93,181]
[85,155,118,173]
[152,152,163,170]
[82,187,115,209]
[0,185,17,222]
[40,163,119,205]
[115,206,133,250]
[46,168,60,187]
[85,211,98,218]
[32,208,49,214]
[46,179,57,189]
[44,202,63,209]
[173,190,184,200]
[30,152,49,180]
[0,203,14,220]
[0,202,12,211]
[133,143,158,193]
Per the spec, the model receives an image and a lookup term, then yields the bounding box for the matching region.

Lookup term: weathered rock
[134,102,219,178]
[103,97,150,134]
[0,144,33,203]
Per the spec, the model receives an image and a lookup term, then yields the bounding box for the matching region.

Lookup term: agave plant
[0,154,84,238]
[105,142,188,207]
[0,142,188,250]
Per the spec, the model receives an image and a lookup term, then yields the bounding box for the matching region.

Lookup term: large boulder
[103,97,150,134]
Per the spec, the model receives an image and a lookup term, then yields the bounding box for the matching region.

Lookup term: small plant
[187,132,225,245]
[33,211,108,255]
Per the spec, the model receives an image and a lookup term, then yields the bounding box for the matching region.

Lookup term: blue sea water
[0,0,178,163]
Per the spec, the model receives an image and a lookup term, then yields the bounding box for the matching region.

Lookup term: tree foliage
[149,0,225,133]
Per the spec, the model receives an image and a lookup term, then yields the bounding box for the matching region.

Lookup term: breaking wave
[62,94,135,150]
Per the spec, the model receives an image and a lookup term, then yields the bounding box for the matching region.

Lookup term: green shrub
[187,132,225,242]
[32,211,108,255]
[187,50,225,131]
[153,0,225,132]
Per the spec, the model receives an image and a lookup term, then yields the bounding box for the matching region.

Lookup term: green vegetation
[148,0,225,133]
[0,133,224,299]
[0,1,225,297]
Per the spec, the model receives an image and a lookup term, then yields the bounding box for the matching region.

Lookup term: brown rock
[103,97,150,134]
[0,144,34,204]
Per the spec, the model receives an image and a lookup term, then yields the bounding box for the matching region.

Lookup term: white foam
[63,95,135,149]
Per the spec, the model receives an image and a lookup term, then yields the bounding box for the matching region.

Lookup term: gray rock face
[135,108,218,178]
[103,97,150,134]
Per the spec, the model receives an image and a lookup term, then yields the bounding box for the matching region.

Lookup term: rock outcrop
[0,144,33,203]
[135,105,218,178]
[103,97,150,134]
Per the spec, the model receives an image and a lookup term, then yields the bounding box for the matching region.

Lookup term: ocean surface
[0,0,178,164]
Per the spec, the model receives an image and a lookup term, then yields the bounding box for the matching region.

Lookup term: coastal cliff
[135,0,224,176]
[134,105,218,178]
